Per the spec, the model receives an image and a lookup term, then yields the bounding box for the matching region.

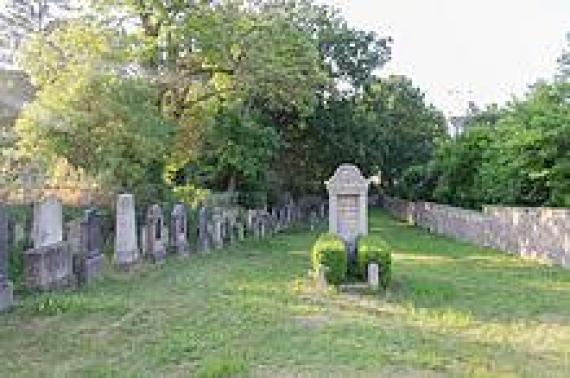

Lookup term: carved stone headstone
[326,164,370,262]
[368,263,379,290]
[211,212,223,249]
[0,205,13,311]
[236,221,245,241]
[76,209,104,285]
[146,205,166,264]
[33,196,63,248]
[115,194,139,268]
[171,204,189,256]
[198,207,210,252]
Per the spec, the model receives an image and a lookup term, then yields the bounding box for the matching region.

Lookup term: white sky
[320,0,569,115]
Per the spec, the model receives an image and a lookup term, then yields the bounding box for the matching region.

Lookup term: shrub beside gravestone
[311,234,347,285]
[357,236,392,289]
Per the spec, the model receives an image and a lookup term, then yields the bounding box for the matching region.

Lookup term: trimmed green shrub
[357,236,392,288]
[311,233,347,285]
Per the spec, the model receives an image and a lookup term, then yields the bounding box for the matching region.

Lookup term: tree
[9,23,175,203]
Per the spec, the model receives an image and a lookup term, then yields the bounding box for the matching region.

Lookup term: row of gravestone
[0,194,328,312]
[115,194,328,268]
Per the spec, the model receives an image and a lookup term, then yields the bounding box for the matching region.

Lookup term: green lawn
[1,210,569,377]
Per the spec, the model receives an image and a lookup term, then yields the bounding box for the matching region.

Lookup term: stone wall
[383,196,570,268]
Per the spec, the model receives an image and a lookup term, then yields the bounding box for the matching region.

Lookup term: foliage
[290,76,446,195]
[402,80,570,209]
[357,235,392,289]
[311,233,347,285]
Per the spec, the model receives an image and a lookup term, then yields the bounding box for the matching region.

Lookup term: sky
[320,0,569,116]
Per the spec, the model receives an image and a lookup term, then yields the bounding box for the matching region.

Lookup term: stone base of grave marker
[0,281,13,312]
[148,247,166,264]
[75,254,105,286]
[175,241,190,257]
[115,248,139,271]
[24,241,74,291]
[368,263,379,290]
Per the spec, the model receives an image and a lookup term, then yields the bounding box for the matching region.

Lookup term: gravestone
[32,196,63,248]
[368,263,379,290]
[236,221,245,241]
[326,164,370,263]
[115,194,139,268]
[171,204,189,256]
[211,212,223,249]
[76,209,104,285]
[0,205,13,311]
[24,197,74,291]
[146,205,167,264]
[198,207,210,252]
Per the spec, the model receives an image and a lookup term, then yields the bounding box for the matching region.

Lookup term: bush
[311,233,347,285]
[357,236,392,288]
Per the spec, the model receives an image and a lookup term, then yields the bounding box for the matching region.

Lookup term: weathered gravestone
[25,197,74,291]
[145,205,167,264]
[326,164,370,263]
[32,196,63,248]
[198,207,210,252]
[211,211,223,249]
[0,205,13,311]
[77,209,104,285]
[115,194,139,269]
[368,263,379,290]
[171,204,189,256]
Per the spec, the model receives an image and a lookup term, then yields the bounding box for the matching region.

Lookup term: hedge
[357,236,392,288]
[311,233,347,285]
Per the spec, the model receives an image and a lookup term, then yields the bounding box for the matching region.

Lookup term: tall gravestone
[33,196,63,248]
[115,194,139,269]
[25,197,73,291]
[146,205,167,264]
[0,205,13,311]
[326,164,370,263]
[198,207,210,252]
[77,209,104,285]
[171,204,189,257]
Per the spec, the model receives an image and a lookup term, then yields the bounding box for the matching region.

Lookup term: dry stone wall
[383,196,570,268]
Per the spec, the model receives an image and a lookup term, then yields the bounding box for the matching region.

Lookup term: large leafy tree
[10,23,175,203]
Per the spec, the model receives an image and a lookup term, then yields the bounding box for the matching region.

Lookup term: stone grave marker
[115,194,139,268]
[25,198,74,291]
[211,212,223,249]
[171,204,189,256]
[198,207,210,252]
[0,205,13,311]
[146,205,167,264]
[326,164,370,263]
[77,209,104,285]
[368,263,379,290]
[32,196,63,248]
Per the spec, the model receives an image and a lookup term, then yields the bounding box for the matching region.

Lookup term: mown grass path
[0,210,569,377]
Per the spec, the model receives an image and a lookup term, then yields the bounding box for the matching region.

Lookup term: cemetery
[1,1,569,376]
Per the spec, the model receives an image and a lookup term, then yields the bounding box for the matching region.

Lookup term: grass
[0,209,569,377]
